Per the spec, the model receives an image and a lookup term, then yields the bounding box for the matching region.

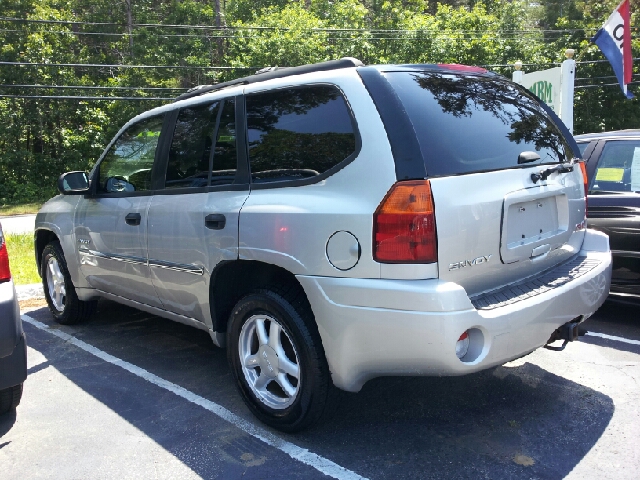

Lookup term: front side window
[98,115,164,193]
[166,102,219,189]
[590,140,640,193]
[246,85,357,184]
[384,71,573,176]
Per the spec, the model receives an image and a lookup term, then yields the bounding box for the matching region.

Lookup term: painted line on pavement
[585,331,640,346]
[21,314,367,480]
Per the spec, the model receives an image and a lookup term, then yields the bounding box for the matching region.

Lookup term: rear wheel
[0,384,22,415]
[227,287,335,432]
[42,242,96,325]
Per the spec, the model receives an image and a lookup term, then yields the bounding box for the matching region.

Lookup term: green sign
[529,81,553,105]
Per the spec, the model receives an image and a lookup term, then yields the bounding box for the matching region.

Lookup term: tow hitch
[544,318,587,351]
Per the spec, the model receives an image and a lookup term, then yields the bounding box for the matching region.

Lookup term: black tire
[227,285,336,432]
[41,241,96,325]
[0,384,23,415]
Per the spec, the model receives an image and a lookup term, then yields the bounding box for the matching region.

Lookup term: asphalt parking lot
[1,297,639,479]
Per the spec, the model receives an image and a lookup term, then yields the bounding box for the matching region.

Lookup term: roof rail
[174,57,364,102]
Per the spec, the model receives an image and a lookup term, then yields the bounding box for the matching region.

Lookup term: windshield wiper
[531,163,574,183]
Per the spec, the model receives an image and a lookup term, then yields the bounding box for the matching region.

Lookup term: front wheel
[227,288,334,432]
[41,241,96,325]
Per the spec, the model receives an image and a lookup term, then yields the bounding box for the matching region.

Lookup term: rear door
[76,114,165,307]
[383,70,585,296]
[146,96,249,321]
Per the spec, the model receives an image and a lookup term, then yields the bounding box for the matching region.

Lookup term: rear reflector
[456,331,470,359]
[373,180,437,263]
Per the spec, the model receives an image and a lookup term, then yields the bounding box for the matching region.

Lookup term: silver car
[35,59,612,431]
[0,222,26,415]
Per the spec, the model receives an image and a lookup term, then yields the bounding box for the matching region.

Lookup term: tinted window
[211,98,238,186]
[99,115,164,193]
[166,102,219,189]
[384,72,573,176]
[590,140,640,193]
[577,142,590,156]
[246,85,356,183]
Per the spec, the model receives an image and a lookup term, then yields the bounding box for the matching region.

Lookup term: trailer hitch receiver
[544,317,586,351]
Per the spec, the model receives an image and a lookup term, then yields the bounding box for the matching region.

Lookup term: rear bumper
[0,279,27,391]
[298,229,612,392]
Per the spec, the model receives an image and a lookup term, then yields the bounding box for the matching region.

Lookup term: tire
[227,286,335,432]
[0,384,23,415]
[41,241,96,325]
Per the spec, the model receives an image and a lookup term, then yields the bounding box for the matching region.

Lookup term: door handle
[125,213,142,226]
[205,214,226,230]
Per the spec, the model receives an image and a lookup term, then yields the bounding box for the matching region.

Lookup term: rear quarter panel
[239,70,398,278]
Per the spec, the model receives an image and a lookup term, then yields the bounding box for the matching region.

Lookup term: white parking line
[21,314,367,480]
[585,331,640,346]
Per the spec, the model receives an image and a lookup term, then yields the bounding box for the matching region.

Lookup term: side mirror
[58,171,90,195]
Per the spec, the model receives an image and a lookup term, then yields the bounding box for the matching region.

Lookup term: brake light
[0,225,10,283]
[578,161,588,197]
[578,161,588,214]
[373,180,437,263]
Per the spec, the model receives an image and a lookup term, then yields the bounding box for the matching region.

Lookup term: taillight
[578,161,588,214]
[578,161,588,197]
[373,180,437,263]
[0,224,10,283]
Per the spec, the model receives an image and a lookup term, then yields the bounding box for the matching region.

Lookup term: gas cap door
[326,231,361,271]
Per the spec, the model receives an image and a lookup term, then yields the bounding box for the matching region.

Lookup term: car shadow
[22,301,615,479]
[0,410,17,441]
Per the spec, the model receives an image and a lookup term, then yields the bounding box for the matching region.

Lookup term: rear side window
[166,101,219,189]
[98,115,164,193]
[577,143,590,156]
[590,140,640,193]
[384,72,573,177]
[246,85,357,184]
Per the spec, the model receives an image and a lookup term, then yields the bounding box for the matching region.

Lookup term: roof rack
[174,57,364,102]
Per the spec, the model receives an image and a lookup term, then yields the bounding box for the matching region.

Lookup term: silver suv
[35,58,612,431]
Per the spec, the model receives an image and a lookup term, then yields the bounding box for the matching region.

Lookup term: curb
[16,283,44,300]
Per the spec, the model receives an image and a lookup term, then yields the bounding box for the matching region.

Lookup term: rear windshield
[384,71,573,177]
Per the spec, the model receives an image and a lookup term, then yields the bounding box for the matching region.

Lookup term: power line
[0,61,256,70]
[0,16,608,33]
[0,84,188,91]
[575,82,640,90]
[0,94,172,101]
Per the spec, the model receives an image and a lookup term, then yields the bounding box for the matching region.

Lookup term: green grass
[4,233,40,285]
[0,203,43,216]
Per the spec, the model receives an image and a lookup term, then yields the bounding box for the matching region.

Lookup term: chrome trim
[79,248,204,275]
[148,259,205,276]
[79,247,147,266]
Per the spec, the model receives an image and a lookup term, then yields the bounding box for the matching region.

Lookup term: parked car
[0,222,27,415]
[575,130,640,296]
[35,58,612,431]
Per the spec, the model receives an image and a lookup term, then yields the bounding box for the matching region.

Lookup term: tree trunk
[125,0,134,57]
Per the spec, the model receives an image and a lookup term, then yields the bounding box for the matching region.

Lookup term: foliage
[0,0,638,205]
[4,233,40,285]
